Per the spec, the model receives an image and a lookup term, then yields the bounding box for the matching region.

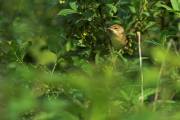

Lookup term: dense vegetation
[0,0,180,120]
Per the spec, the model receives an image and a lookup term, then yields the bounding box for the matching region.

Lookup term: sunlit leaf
[37,50,57,65]
[170,0,180,11]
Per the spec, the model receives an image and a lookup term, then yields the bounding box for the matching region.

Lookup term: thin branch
[137,31,144,104]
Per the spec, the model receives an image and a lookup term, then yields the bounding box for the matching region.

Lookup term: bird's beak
[107,27,115,34]
[106,27,112,32]
[107,27,111,30]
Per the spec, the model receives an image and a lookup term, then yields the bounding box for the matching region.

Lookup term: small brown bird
[107,24,128,49]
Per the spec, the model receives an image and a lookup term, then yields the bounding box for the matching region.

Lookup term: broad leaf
[170,0,180,11]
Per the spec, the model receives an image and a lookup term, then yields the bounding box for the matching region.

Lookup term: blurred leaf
[170,0,180,17]
[37,50,57,65]
[144,40,161,46]
[156,2,173,11]
[8,92,36,120]
[143,67,159,87]
[69,2,78,11]
[58,9,78,16]
[143,22,156,31]
[170,0,180,11]
[66,41,72,52]
[33,111,78,120]
[152,47,180,66]
[106,4,117,16]
[143,88,156,101]
[129,6,136,13]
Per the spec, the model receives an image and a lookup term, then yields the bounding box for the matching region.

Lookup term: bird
[107,24,128,49]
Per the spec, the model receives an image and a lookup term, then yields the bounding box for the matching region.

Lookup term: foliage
[0,0,180,120]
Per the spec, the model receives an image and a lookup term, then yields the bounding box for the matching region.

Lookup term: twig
[137,31,144,104]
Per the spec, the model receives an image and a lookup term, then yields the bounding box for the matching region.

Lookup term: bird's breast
[110,34,127,49]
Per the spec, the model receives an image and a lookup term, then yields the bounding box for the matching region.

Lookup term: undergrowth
[0,0,180,120]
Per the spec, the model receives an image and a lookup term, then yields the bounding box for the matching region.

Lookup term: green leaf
[144,40,161,46]
[66,41,72,52]
[106,4,117,14]
[58,9,77,16]
[143,89,156,100]
[143,21,156,31]
[170,0,180,17]
[158,4,173,11]
[69,2,78,10]
[170,0,180,11]
[37,50,57,65]
[129,6,136,13]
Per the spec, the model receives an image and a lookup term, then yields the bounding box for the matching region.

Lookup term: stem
[51,62,57,75]
[153,39,173,111]
[137,31,144,104]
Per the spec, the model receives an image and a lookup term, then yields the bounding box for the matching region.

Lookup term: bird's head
[107,24,125,36]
